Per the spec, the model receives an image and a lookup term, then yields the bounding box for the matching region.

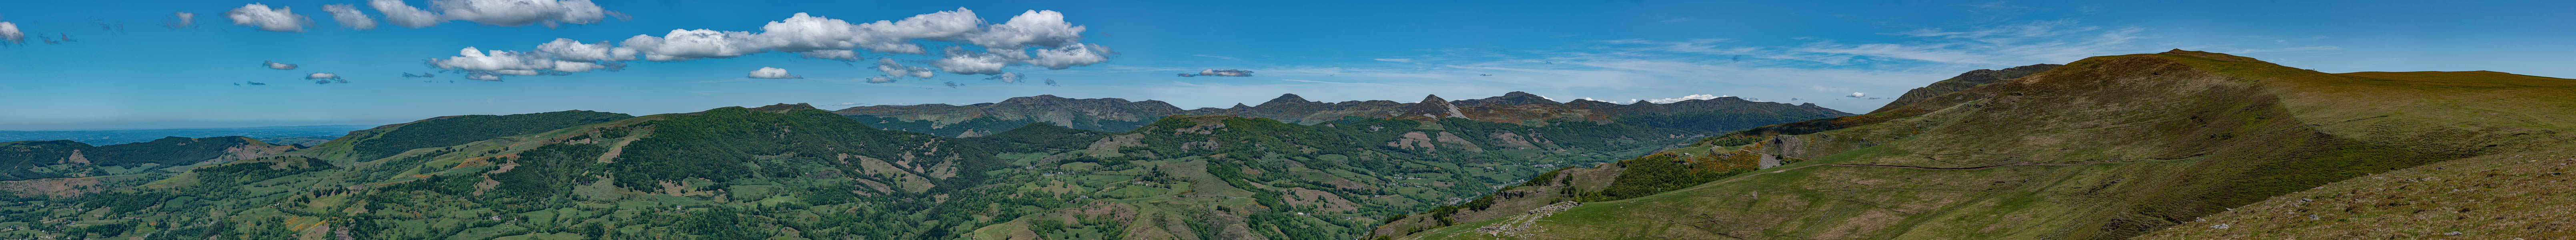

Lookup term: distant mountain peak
[1419,94,1447,103]
[750,103,816,113]
[998,94,1077,104]
[1454,91,1560,106]
[1259,94,1313,107]
[2160,49,2263,62]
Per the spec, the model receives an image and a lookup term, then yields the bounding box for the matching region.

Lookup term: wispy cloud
[1178,69,1255,77]
[1008,12,2314,111]
[2222,46,2342,54]
[1278,79,1383,85]
[1643,94,1727,103]
[1798,20,2147,65]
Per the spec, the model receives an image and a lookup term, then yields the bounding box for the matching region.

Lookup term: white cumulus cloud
[225,3,311,32]
[964,10,1085,49]
[432,0,611,27]
[619,29,760,61]
[0,22,20,45]
[427,8,1113,80]
[931,46,1014,74]
[369,0,440,28]
[746,67,800,79]
[1026,43,1110,70]
[426,46,622,80]
[263,61,298,70]
[533,38,635,61]
[322,4,377,30]
[1847,92,1866,98]
[361,0,616,28]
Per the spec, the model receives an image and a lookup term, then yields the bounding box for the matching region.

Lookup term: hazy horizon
[6,0,2570,130]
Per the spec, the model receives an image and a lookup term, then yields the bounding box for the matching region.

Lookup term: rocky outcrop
[1397,94,1470,120]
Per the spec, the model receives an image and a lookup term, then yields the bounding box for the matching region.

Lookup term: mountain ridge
[1382,50,2576,240]
[836,91,1855,137]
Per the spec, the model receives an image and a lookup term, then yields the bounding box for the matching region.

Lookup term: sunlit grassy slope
[1403,50,2576,240]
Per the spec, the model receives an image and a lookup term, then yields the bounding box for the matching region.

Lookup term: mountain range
[835,91,1853,137]
[2,50,2568,240]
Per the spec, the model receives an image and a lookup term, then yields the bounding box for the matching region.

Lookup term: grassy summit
[1390,50,2575,240]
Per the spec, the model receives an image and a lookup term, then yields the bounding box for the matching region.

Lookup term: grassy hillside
[1368,145,1776,238]
[959,115,1689,240]
[1393,50,2576,240]
[340,110,631,161]
[1867,64,2061,114]
[2136,145,2576,238]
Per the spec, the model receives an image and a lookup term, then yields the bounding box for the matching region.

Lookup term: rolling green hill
[335,110,632,161]
[0,125,375,146]
[0,136,293,182]
[1383,50,2576,240]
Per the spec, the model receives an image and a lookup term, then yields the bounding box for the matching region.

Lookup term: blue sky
[2,0,2569,130]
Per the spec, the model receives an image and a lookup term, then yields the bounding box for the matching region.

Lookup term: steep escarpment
[1395,50,2576,240]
